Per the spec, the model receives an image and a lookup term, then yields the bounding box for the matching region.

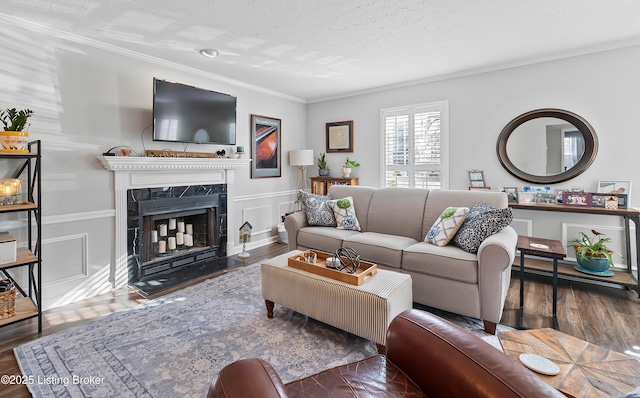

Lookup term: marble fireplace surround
[99,156,251,288]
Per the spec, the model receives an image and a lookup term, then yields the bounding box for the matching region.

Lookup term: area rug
[15,263,511,398]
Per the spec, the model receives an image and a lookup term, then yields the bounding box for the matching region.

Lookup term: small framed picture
[536,193,556,205]
[468,169,485,187]
[609,194,627,209]
[326,120,354,153]
[605,196,619,210]
[555,189,565,204]
[563,191,591,207]
[598,180,632,206]
[518,191,536,204]
[502,187,518,203]
[591,193,607,208]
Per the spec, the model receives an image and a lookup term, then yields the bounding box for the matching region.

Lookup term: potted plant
[569,229,621,273]
[0,108,33,153]
[341,157,360,177]
[317,152,330,176]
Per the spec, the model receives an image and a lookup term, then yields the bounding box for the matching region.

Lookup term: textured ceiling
[3,0,640,102]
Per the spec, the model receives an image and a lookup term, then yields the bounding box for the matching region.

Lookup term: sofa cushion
[343,232,417,269]
[366,188,429,241]
[425,207,469,246]
[297,227,359,254]
[328,197,362,231]
[299,190,336,227]
[328,185,376,231]
[402,242,479,284]
[452,203,513,254]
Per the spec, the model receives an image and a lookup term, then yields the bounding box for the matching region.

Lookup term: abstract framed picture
[326,120,353,153]
[251,114,281,178]
[597,180,632,206]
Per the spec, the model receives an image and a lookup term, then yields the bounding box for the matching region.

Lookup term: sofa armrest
[208,358,288,398]
[386,309,563,398]
[284,210,308,251]
[476,225,518,325]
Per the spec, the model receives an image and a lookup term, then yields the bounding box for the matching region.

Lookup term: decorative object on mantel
[144,149,229,158]
[317,152,330,176]
[235,145,245,158]
[341,157,360,178]
[238,221,252,258]
[569,230,622,276]
[103,145,140,157]
[0,107,33,153]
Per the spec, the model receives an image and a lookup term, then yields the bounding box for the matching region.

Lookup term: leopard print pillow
[452,202,512,253]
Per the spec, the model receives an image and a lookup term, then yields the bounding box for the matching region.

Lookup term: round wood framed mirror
[496,108,598,184]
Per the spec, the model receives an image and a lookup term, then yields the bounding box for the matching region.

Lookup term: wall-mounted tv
[153,78,237,145]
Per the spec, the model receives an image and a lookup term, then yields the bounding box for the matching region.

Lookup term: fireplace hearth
[127,184,239,294]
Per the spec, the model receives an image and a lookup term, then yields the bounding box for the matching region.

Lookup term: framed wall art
[251,114,281,178]
[326,120,353,153]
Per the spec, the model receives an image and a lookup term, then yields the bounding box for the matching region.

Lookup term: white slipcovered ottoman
[261,250,413,347]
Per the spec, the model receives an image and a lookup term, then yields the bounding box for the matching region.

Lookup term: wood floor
[1,242,639,398]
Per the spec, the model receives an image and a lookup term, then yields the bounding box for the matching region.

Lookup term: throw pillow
[328,197,361,231]
[299,190,336,227]
[425,207,470,246]
[452,202,513,254]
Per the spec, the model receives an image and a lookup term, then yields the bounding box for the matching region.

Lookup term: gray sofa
[284,185,518,334]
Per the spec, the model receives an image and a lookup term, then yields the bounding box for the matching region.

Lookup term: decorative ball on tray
[334,247,360,274]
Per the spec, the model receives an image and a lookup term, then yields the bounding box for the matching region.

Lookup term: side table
[517,236,566,330]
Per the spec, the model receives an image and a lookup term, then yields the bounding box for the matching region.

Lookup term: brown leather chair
[208,309,563,397]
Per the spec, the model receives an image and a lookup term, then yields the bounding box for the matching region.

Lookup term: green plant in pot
[317,152,330,176]
[569,230,621,274]
[0,108,33,153]
[342,157,360,177]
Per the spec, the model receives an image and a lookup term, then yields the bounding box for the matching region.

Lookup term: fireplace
[127,184,229,285]
[99,155,251,291]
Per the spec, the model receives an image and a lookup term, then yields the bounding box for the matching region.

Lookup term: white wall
[0,18,304,309]
[307,45,640,265]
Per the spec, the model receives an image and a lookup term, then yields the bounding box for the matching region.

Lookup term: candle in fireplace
[169,218,177,230]
[186,224,193,235]
[176,232,184,245]
[151,230,158,243]
[184,234,193,247]
[168,237,176,250]
[158,240,166,253]
[159,224,167,237]
[177,221,185,233]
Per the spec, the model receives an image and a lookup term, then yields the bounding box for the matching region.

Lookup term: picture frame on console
[251,114,281,178]
[563,191,591,207]
[502,187,518,203]
[326,120,354,153]
[467,169,485,187]
[597,180,631,207]
[517,192,536,204]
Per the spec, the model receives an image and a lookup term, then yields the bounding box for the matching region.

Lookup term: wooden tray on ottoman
[287,250,377,286]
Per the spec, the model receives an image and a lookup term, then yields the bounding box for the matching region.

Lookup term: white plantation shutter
[381,101,448,189]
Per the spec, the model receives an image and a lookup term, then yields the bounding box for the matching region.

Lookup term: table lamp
[289,149,314,191]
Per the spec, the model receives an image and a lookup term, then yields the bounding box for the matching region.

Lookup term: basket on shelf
[0,279,16,319]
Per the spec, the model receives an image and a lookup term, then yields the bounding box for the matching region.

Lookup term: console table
[510,203,640,296]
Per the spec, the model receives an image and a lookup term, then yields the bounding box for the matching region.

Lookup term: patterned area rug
[15,262,511,398]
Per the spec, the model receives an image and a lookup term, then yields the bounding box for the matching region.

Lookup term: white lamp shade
[289,149,314,166]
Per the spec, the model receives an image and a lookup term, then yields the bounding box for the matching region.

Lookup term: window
[381,101,448,189]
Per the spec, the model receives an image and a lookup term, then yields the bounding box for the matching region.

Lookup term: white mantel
[99,156,251,288]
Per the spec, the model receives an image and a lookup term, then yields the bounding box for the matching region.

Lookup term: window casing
[380,101,449,189]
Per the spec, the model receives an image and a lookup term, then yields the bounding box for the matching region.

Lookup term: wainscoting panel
[242,205,272,235]
[42,233,88,285]
[511,218,533,237]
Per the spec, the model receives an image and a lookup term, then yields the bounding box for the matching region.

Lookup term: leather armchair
[208,309,563,397]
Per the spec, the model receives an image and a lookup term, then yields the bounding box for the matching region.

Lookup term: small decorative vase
[576,255,610,273]
[341,167,351,177]
[0,131,29,153]
[319,168,330,176]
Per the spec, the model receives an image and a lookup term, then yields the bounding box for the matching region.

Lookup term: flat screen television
[153,78,237,145]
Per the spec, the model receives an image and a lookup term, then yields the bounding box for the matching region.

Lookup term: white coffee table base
[262,250,413,347]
